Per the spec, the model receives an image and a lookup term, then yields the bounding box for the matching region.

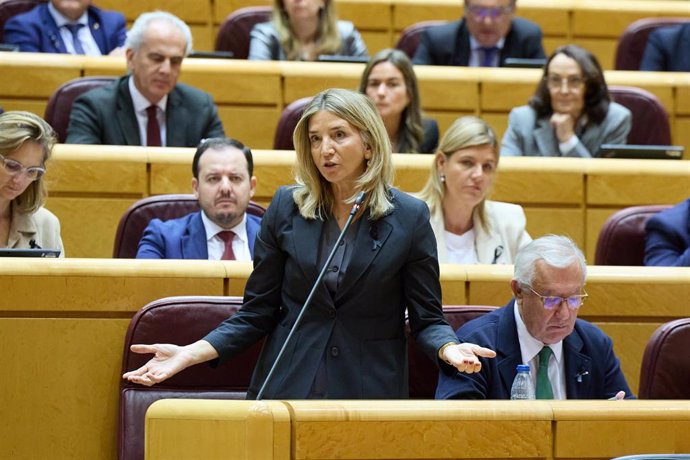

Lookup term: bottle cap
[516,364,530,372]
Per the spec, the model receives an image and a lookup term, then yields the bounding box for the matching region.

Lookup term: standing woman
[249,0,367,61]
[418,116,530,264]
[501,44,631,158]
[124,89,494,399]
[359,48,439,153]
[0,111,64,255]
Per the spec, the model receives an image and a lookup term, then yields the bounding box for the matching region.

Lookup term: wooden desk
[145,399,690,459]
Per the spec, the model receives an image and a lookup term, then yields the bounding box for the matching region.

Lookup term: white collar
[128,75,167,114]
[469,35,506,51]
[200,210,248,243]
[48,2,89,28]
[513,300,564,365]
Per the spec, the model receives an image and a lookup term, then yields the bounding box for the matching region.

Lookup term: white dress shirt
[444,228,478,264]
[47,2,101,56]
[201,211,251,261]
[468,36,506,67]
[513,301,567,399]
[128,77,167,147]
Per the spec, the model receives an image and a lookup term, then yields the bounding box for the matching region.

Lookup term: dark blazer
[203,186,459,399]
[66,76,225,146]
[412,17,545,66]
[3,4,126,54]
[644,198,690,267]
[435,301,633,400]
[136,211,262,260]
[640,24,690,72]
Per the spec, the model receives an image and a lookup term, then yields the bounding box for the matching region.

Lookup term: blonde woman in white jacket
[418,116,531,264]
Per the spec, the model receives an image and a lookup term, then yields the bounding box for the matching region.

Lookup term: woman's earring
[367,159,372,168]
[439,174,446,183]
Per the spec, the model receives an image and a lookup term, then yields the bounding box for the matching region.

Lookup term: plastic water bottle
[510,364,535,400]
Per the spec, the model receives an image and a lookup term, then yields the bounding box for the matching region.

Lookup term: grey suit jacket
[500,103,631,158]
[66,76,224,146]
[203,186,458,399]
[248,20,368,60]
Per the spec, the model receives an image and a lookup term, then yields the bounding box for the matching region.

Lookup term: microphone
[256,191,366,400]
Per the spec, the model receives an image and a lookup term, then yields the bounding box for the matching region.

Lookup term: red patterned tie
[146,105,161,146]
[218,231,236,260]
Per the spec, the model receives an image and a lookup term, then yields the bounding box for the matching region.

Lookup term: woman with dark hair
[359,48,439,153]
[0,111,64,255]
[249,0,367,61]
[124,89,494,399]
[500,44,631,157]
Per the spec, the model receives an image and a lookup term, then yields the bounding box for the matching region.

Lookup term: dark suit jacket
[412,17,545,66]
[3,4,126,54]
[203,186,459,399]
[640,24,690,72]
[644,198,690,267]
[435,301,633,399]
[66,76,224,146]
[136,211,262,260]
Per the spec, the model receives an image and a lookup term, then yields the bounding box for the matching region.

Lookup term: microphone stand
[256,191,366,400]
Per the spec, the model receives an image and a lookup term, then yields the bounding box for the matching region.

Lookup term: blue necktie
[64,24,85,55]
[480,46,498,67]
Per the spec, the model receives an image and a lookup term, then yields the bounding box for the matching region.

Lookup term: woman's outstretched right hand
[122,340,218,387]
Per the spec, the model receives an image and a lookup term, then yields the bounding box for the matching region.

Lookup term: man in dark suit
[66,11,224,146]
[640,23,690,72]
[3,0,126,55]
[644,198,690,267]
[436,235,633,400]
[137,138,260,260]
[413,0,545,67]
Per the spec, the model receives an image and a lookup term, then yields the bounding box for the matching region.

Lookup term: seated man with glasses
[436,234,633,400]
[501,44,631,157]
[413,0,545,67]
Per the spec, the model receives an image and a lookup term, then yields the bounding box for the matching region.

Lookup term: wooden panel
[179,61,282,105]
[439,264,468,305]
[281,62,362,104]
[553,401,690,459]
[591,322,661,394]
[572,1,690,38]
[46,197,138,258]
[480,69,541,112]
[0,318,128,460]
[492,157,585,205]
[675,118,690,158]
[605,70,676,112]
[338,0,392,31]
[677,81,690,115]
[214,0,271,22]
[415,66,479,111]
[359,31,394,55]
[218,106,281,150]
[0,99,47,116]
[50,145,148,194]
[0,259,226,312]
[94,0,212,23]
[0,53,83,98]
[190,24,213,52]
[482,112,509,141]
[428,111,477,140]
[586,159,690,205]
[573,38,617,70]
[523,207,584,248]
[393,0,458,29]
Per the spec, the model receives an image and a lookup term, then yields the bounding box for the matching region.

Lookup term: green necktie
[536,346,554,399]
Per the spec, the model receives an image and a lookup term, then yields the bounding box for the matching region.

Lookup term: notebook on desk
[600,144,684,160]
[0,248,61,258]
[503,58,547,68]
[317,55,369,63]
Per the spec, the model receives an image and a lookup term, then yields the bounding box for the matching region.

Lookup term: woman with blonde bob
[0,111,64,255]
[419,116,530,264]
[124,89,494,399]
[249,0,367,61]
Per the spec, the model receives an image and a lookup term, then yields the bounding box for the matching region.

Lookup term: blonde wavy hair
[0,111,56,213]
[272,0,341,60]
[417,116,498,232]
[292,88,395,220]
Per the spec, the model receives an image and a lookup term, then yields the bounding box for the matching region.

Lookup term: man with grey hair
[66,11,224,146]
[435,234,632,400]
